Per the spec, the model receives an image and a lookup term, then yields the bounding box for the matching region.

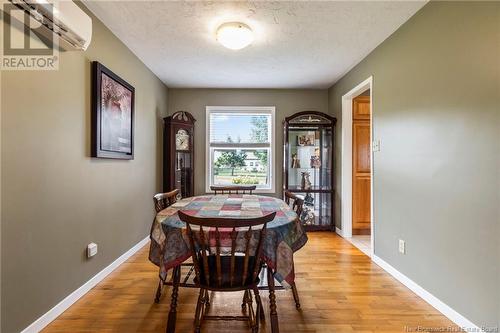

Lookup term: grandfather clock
[163,111,195,198]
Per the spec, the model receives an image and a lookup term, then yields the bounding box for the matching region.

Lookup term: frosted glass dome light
[216,22,254,50]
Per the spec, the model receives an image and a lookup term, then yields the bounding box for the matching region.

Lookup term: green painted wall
[1,4,168,332]
[329,1,499,327]
[168,88,329,197]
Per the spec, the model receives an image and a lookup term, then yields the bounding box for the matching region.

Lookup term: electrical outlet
[87,243,98,258]
[398,239,406,254]
[372,139,381,152]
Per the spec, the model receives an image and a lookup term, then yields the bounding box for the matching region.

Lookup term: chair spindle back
[153,189,180,213]
[284,190,304,216]
[210,185,256,195]
[177,211,276,289]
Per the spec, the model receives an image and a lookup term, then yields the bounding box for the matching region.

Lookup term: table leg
[166,265,181,333]
[154,278,163,303]
[291,282,301,309]
[266,267,280,333]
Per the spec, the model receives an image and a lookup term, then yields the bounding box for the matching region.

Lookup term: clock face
[175,129,189,150]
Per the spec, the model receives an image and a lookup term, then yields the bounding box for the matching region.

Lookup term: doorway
[340,77,374,257]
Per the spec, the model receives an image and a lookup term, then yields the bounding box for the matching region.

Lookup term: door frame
[340,76,374,257]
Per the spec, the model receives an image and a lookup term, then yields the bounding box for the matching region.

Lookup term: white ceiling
[84,1,426,89]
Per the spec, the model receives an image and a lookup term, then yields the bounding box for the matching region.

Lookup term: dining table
[149,194,308,333]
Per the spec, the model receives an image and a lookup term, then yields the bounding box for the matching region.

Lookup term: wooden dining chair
[153,189,180,213]
[284,190,304,218]
[210,185,256,195]
[177,210,276,333]
[152,189,189,303]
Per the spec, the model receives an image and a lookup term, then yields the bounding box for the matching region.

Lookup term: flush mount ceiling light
[216,22,254,50]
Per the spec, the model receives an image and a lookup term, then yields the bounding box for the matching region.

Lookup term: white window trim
[205,106,276,194]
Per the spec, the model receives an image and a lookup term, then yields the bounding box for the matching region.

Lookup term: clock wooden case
[163,111,196,198]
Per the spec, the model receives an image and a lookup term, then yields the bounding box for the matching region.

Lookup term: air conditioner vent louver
[7,0,92,51]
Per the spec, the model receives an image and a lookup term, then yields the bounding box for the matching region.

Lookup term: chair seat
[195,254,261,289]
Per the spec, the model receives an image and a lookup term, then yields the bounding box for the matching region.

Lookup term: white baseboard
[21,236,150,333]
[20,234,484,333]
[335,227,344,237]
[372,255,482,331]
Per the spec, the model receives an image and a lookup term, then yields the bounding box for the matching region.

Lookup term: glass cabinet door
[320,128,332,191]
[293,192,332,227]
[287,127,332,191]
[284,112,336,230]
[175,151,192,198]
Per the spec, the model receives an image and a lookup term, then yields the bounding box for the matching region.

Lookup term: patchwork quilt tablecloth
[149,194,308,286]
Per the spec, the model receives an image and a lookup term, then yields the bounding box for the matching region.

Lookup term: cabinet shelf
[289,167,331,171]
[286,186,332,193]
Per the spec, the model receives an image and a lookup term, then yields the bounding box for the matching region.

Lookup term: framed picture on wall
[91,61,135,159]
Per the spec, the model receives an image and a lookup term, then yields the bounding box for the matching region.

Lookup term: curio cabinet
[283,111,336,231]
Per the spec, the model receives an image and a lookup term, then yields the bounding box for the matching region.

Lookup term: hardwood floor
[43,232,453,333]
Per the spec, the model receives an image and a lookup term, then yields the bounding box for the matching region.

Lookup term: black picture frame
[91,61,135,159]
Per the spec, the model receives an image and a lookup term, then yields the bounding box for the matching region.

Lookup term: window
[206,106,275,192]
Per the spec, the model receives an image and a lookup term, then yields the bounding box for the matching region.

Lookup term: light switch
[372,139,381,152]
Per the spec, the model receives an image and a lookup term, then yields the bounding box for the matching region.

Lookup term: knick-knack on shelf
[300,207,315,225]
[291,153,301,168]
[304,193,314,206]
[310,156,321,168]
[301,172,312,190]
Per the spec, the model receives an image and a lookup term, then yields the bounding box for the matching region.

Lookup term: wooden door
[352,96,371,235]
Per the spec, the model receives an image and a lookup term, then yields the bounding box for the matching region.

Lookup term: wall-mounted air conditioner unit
[7,0,92,51]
